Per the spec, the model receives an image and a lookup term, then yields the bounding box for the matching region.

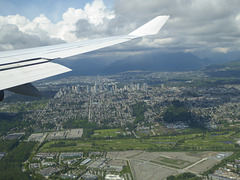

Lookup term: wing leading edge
[0,15,169,98]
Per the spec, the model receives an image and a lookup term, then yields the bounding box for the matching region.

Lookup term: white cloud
[212,47,230,54]
[153,38,174,45]
[0,0,115,50]
[62,8,86,24]
[0,0,240,61]
[184,49,197,53]
[0,14,29,28]
[113,0,240,55]
[137,37,174,48]
[84,0,115,26]
[0,24,62,50]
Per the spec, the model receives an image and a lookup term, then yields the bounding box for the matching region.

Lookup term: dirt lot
[108,159,126,166]
[107,150,143,159]
[129,160,177,180]
[151,156,191,169]
[188,159,219,173]
[131,152,201,163]
[107,151,223,179]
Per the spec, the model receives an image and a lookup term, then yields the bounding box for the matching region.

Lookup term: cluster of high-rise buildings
[55,81,149,98]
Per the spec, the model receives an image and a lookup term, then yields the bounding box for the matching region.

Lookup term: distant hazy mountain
[56,57,107,76]
[204,59,240,77]
[57,52,212,75]
[102,52,210,74]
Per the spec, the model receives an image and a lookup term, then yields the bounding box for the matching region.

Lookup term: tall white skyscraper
[143,83,148,92]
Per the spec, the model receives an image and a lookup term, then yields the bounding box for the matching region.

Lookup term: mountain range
[57,51,212,76]
[204,59,240,77]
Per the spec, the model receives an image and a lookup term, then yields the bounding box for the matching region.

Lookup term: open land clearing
[130,160,177,180]
[106,151,225,180]
[92,129,122,138]
[187,159,219,174]
[107,150,143,159]
[38,130,237,179]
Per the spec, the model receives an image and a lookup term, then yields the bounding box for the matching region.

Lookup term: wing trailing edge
[7,83,42,97]
[0,61,71,91]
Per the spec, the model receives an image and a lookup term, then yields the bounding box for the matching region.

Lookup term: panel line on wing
[0,59,50,71]
[0,57,52,66]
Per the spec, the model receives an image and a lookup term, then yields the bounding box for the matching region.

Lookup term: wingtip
[129,15,170,37]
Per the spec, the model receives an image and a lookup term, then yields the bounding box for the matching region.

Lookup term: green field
[39,130,240,152]
[232,131,240,138]
[92,128,122,138]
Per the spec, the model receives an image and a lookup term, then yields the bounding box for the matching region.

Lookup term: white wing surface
[0,16,169,98]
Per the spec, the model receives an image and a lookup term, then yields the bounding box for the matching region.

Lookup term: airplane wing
[0,16,169,99]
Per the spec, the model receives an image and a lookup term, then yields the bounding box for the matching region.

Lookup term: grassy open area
[92,128,122,138]
[232,131,240,138]
[0,99,49,113]
[39,129,240,152]
[40,139,154,152]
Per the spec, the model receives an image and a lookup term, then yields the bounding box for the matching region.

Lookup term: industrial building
[105,174,124,180]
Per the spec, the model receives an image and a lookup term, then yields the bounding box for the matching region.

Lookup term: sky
[0,0,240,61]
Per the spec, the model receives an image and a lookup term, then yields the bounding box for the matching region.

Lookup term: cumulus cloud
[112,0,240,57]
[0,0,115,50]
[136,38,175,48]
[212,47,230,54]
[84,0,115,25]
[0,0,240,61]
[0,24,63,50]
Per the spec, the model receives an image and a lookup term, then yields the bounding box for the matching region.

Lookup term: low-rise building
[105,174,124,180]
[42,161,56,167]
[59,174,78,179]
[29,163,40,169]
[0,152,6,160]
[81,174,98,180]
[35,153,57,160]
[60,152,82,159]
[4,132,25,140]
[81,158,92,165]
[208,174,232,180]
[63,159,80,165]
[39,167,59,178]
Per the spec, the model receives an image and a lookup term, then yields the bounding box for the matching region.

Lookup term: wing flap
[0,62,71,91]
[7,83,42,97]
